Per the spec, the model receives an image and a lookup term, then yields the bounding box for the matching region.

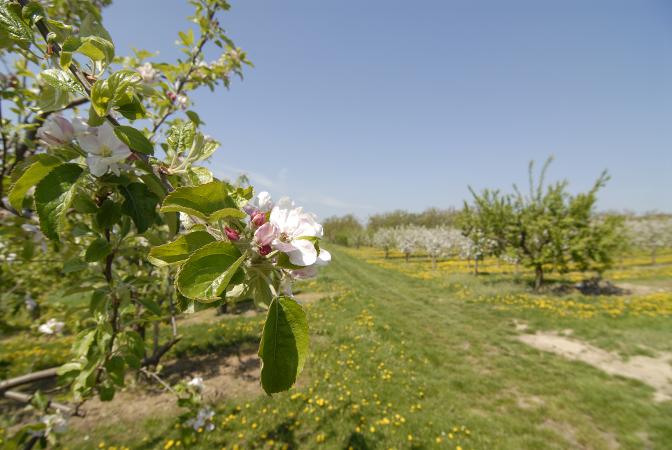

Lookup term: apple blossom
[270,198,324,266]
[176,93,189,109]
[78,122,132,177]
[254,222,276,246]
[38,318,65,335]
[187,376,205,392]
[36,114,75,146]
[245,191,274,215]
[291,248,332,280]
[187,407,215,431]
[41,411,68,436]
[72,116,95,138]
[137,62,158,83]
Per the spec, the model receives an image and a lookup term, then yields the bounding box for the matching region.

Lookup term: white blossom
[38,318,64,335]
[186,407,215,432]
[78,122,131,177]
[269,198,324,266]
[245,191,274,215]
[291,248,331,280]
[36,114,74,146]
[176,93,188,109]
[187,376,204,392]
[137,62,158,83]
[41,411,68,435]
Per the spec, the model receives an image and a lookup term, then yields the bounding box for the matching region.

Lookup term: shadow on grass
[264,420,298,449]
[344,432,370,449]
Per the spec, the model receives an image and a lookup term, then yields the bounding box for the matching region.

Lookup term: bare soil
[518,331,672,402]
[73,349,261,431]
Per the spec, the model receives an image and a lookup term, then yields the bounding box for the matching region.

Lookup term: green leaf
[21,2,44,25]
[178,29,194,47]
[119,182,159,233]
[63,257,88,274]
[258,296,309,394]
[37,69,86,112]
[160,181,241,221]
[175,241,245,302]
[148,230,216,267]
[114,125,153,155]
[95,199,121,229]
[0,2,32,49]
[8,155,63,211]
[185,110,203,125]
[85,237,111,262]
[116,96,146,120]
[137,297,162,316]
[34,163,83,241]
[209,207,247,221]
[105,355,125,387]
[77,35,114,66]
[80,14,113,42]
[249,269,275,308]
[41,68,86,96]
[91,70,142,117]
[98,383,115,401]
[166,121,195,154]
[72,189,98,213]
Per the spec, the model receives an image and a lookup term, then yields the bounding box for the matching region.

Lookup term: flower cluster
[36,115,131,177]
[242,192,331,280]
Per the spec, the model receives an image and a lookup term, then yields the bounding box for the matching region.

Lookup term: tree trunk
[474,257,479,275]
[405,252,410,263]
[534,265,544,291]
[384,248,389,259]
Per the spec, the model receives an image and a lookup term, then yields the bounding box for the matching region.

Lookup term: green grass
[53,246,672,449]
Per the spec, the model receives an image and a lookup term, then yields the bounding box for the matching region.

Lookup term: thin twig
[150,8,216,137]
[140,368,176,395]
[0,97,10,201]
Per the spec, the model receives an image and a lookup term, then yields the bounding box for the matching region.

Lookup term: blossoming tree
[0,0,329,445]
[372,227,397,259]
[625,216,672,264]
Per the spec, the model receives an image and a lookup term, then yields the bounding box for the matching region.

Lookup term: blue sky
[103,0,672,220]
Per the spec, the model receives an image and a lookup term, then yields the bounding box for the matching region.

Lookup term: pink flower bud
[251,212,266,227]
[258,244,272,256]
[254,222,277,247]
[224,227,240,241]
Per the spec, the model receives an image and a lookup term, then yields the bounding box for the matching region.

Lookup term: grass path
[312,248,672,449]
[66,248,672,449]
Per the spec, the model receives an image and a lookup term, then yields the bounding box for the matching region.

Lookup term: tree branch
[3,390,73,415]
[0,367,59,393]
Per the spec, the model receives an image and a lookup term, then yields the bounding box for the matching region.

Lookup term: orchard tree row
[325,159,672,290]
